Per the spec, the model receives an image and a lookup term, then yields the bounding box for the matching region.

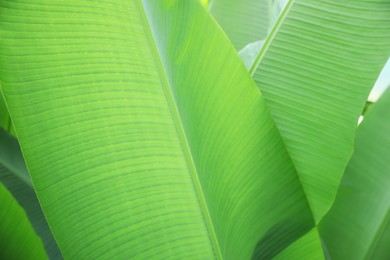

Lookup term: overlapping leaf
[209,0,271,50]
[0,182,47,260]
[0,0,321,258]
[0,129,62,259]
[274,228,324,260]
[250,0,390,221]
[319,88,390,259]
[0,94,15,136]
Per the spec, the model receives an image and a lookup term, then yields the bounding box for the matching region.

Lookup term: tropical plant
[0,0,389,259]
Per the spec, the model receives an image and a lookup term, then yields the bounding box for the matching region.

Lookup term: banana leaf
[319,88,390,259]
[250,0,390,221]
[0,0,322,258]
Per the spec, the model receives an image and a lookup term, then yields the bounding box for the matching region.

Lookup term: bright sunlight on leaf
[0,0,389,259]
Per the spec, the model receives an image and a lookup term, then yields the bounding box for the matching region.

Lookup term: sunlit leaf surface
[0,0,321,258]
[251,0,390,221]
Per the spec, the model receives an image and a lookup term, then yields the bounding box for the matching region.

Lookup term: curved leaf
[251,0,390,221]
[209,0,271,50]
[0,0,320,258]
[0,129,62,259]
[319,88,390,259]
[0,182,47,260]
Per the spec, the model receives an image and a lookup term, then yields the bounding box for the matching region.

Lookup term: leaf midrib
[246,0,321,224]
[136,1,223,259]
[249,0,295,76]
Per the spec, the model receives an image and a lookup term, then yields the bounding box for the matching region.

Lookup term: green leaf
[0,94,8,130]
[0,129,62,259]
[238,40,265,69]
[0,0,321,258]
[209,0,272,50]
[273,228,324,260]
[270,0,288,28]
[0,182,47,260]
[0,129,31,187]
[250,0,390,222]
[362,101,374,116]
[199,0,209,8]
[319,88,390,259]
[235,0,286,70]
[0,93,15,136]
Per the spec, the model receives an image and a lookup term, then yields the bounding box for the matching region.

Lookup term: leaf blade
[251,0,390,221]
[0,0,320,258]
[209,0,272,50]
[319,88,390,259]
[0,129,62,259]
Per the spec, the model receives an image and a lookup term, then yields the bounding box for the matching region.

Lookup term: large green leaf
[0,129,62,259]
[319,88,390,259]
[0,0,321,258]
[0,182,47,260]
[250,0,390,221]
[209,0,271,50]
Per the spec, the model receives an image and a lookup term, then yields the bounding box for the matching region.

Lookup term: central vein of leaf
[135,1,223,259]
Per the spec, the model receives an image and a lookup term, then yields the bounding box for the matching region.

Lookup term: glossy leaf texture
[0,183,47,260]
[209,0,271,50]
[0,0,321,259]
[250,0,390,221]
[0,129,62,259]
[319,88,390,259]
